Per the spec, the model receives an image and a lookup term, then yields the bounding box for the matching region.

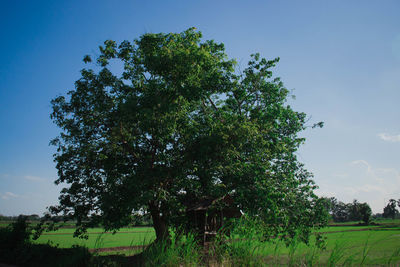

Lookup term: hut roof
[187,195,235,211]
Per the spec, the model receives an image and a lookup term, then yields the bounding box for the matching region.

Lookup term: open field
[266,228,400,265]
[2,219,399,265]
[33,226,155,249]
[25,220,400,265]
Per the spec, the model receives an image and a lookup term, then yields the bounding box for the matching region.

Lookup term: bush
[0,216,32,263]
[0,216,91,266]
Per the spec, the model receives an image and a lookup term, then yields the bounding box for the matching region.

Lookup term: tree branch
[206,96,218,111]
[119,122,138,159]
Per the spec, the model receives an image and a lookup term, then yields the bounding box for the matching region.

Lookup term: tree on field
[358,202,372,224]
[50,28,327,242]
[323,197,371,224]
[347,199,361,222]
[347,199,371,224]
[326,197,349,222]
[383,199,399,219]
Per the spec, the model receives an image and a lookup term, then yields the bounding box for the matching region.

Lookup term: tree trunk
[149,201,169,242]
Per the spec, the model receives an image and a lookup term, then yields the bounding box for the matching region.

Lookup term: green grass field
[268,228,400,265]
[30,225,382,249]
[4,219,400,265]
[33,226,155,249]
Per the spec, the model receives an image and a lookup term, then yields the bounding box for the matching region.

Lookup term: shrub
[0,216,91,266]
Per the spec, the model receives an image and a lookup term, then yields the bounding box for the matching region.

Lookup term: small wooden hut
[186,195,241,244]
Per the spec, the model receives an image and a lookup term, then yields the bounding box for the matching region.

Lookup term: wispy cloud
[24,175,45,182]
[318,160,400,213]
[351,159,400,184]
[378,133,400,142]
[351,160,373,174]
[0,192,19,200]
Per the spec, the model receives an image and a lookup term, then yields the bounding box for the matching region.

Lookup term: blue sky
[0,0,399,215]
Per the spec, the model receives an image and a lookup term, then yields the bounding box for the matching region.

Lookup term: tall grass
[209,216,267,266]
[272,241,282,266]
[288,236,300,267]
[210,218,332,266]
[303,244,321,267]
[359,235,371,266]
[12,218,396,266]
[80,222,400,266]
[141,230,201,267]
[327,238,347,266]
[387,246,400,266]
[92,232,105,255]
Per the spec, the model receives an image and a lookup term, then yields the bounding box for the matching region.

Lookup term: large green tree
[50,28,327,242]
[383,199,399,219]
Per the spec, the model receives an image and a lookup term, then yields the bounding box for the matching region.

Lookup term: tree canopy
[323,197,372,224]
[383,199,399,219]
[50,28,327,242]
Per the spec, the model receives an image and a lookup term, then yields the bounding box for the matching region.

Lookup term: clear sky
[1,0,399,215]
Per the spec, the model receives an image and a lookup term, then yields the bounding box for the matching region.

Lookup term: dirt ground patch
[89,245,146,253]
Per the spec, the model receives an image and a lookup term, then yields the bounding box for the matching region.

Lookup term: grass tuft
[141,230,201,267]
[327,237,347,267]
[359,235,371,266]
[387,246,400,266]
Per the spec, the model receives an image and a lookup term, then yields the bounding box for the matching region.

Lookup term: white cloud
[351,159,400,185]
[378,133,400,142]
[24,175,45,182]
[0,192,19,200]
[318,160,400,213]
[376,167,400,175]
[351,160,373,175]
[315,189,337,198]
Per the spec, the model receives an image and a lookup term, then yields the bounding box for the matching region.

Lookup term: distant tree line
[0,214,41,222]
[0,213,152,227]
[2,198,398,227]
[381,199,400,219]
[322,197,372,224]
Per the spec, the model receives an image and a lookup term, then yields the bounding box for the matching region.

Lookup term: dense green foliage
[383,199,399,219]
[50,28,327,242]
[0,216,31,251]
[0,216,91,266]
[324,197,372,224]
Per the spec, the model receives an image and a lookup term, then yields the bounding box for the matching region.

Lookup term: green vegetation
[139,232,201,266]
[383,199,400,219]
[34,227,155,249]
[323,197,372,224]
[0,216,91,266]
[49,27,327,243]
[1,217,400,266]
[207,218,400,266]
